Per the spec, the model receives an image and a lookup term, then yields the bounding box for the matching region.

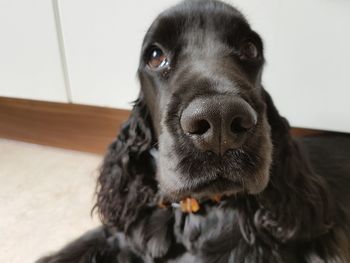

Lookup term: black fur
[37,0,350,262]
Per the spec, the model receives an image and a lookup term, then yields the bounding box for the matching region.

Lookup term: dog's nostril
[189,119,210,135]
[231,117,249,134]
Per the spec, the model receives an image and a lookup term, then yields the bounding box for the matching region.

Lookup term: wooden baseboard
[0,97,129,154]
[0,96,326,155]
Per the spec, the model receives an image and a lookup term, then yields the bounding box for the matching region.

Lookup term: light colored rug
[0,139,103,263]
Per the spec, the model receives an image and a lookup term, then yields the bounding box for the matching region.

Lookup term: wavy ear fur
[95,92,157,232]
[251,89,334,244]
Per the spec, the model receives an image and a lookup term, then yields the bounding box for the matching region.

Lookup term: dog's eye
[147,47,169,69]
[240,41,259,60]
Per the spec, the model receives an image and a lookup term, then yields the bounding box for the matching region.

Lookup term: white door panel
[230,0,350,132]
[0,0,68,102]
[58,0,178,109]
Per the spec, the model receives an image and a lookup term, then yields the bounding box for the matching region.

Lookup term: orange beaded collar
[158,195,222,213]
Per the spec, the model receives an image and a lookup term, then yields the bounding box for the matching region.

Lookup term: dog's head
[138,0,272,199]
[96,0,274,229]
[96,1,334,250]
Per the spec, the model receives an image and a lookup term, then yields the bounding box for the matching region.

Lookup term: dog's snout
[180,95,257,155]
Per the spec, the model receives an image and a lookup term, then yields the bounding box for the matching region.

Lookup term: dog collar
[158,195,222,213]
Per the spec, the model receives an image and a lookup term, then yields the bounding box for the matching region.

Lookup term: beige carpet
[0,139,103,263]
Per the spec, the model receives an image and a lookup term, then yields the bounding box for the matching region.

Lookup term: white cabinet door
[60,0,350,132]
[58,0,178,109]
[230,0,350,132]
[0,0,67,102]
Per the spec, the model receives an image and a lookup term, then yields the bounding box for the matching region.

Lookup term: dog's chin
[158,168,270,201]
[157,150,272,201]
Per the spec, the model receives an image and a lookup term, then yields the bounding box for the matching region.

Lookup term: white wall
[0,0,349,132]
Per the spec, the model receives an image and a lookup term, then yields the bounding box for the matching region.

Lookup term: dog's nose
[180,95,257,155]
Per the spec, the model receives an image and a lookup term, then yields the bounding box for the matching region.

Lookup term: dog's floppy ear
[254,88,334,242]
[261,87,290,135]
[95,92,157,232]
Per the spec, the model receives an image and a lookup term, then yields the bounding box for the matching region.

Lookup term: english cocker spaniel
[38,0,350,262]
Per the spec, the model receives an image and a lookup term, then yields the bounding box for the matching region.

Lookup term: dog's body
[38,1,350,262]
[37,135,350,263]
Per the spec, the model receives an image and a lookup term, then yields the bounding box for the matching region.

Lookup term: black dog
[38,0,350,262]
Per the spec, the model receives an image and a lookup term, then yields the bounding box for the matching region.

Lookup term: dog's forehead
[143,0,250,49]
